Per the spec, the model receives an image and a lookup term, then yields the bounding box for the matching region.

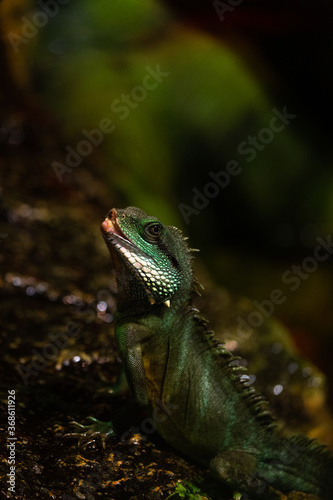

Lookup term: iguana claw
[64,416,116,449]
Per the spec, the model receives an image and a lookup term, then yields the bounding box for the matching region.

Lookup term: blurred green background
[1,0,333,389]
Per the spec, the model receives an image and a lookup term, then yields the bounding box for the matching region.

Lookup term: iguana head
[101,206,193,311]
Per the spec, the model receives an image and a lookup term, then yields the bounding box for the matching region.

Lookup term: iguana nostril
[107,208,117,220]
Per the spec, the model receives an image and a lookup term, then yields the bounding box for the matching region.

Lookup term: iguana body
[99,206,333,499]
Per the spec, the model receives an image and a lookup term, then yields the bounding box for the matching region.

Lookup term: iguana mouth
[100,209,133,247]
[101,209,150,265]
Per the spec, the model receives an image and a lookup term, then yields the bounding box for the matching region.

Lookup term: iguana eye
[144,222,163,242]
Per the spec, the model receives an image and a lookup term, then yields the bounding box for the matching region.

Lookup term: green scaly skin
[94,206,333,499]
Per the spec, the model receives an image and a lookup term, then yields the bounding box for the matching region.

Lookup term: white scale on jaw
[112,238,180,307]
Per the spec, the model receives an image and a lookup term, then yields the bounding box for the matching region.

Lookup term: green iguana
[75,206,333,499]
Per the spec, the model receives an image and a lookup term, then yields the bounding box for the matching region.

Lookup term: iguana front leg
[65,341,148,447]
[210,451,283,500]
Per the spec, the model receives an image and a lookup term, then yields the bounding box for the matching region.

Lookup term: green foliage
[167,480,213,500]
[27,0,333,249]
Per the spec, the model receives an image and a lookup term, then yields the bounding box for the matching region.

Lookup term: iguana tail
[262,435,333,499]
